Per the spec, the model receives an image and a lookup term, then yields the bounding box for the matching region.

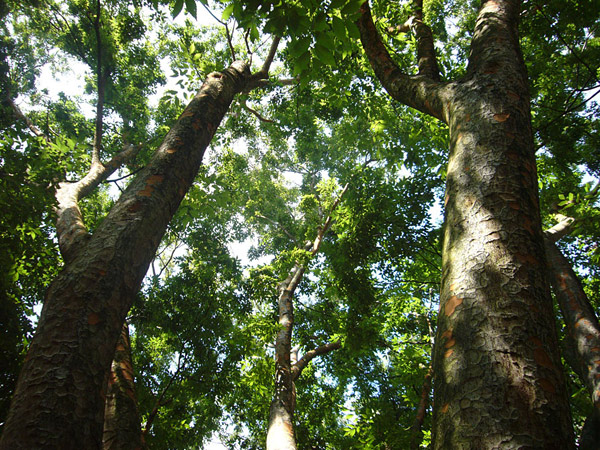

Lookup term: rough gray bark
[358,0,574,447]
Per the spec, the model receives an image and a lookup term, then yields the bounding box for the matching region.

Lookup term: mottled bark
[359,0,574,447]
[0,61,251,449]
[102,323,144,450]
[544,238,600,414]
[267,263,303,450]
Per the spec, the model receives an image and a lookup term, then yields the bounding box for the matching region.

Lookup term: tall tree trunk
[0,61,252,449]
[102,323,145,450]
[358,1,574,447]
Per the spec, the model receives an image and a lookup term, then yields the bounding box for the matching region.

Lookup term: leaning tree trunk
[544,234,600,446]
[358,0,574,447]
[102,323,145,450]
[0,61,252,449]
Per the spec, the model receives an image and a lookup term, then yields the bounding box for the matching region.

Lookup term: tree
[2,0,599,447]
[356,1,577,446]
[0,0,285,445]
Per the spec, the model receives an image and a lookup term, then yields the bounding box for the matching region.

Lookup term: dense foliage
[0,0,598,448]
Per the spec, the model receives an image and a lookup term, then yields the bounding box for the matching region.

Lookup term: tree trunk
[0,61,251,449]
[358,0,574,447]
[266,265,303,450]
[409,366,432,450]
[544,238,600,416]
[102,323,145,450]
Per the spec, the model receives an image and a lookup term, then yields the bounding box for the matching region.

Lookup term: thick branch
[357,2,448,122]
[246,36,281,92]
[544,239,600,413]
[291,341,341,381]
[544,215,575,243]
[92,0,106,166]
[410,0,441,81]
[56,143,142,262]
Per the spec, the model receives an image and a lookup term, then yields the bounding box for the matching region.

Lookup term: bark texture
[359,0,574,447]
[102,323,144,450]
[433,1,573,446]
[0,61,251,449]
[544,238,600,414]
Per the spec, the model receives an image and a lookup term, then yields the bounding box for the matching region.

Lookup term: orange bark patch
[508,202,520,210]
[88,313,100,325]
[507,91,520,100]
[591,347,600,353]
[147,175,164,185]
[465,113,471,122]
[534,347,554,370]
[97,269,106,276]
[180,109,194,118]
[445,295,463,316]
[522,217,534,235]
[539,378,556,394]
[516,253,538,265]
[493,113,510,122]
[127,201,143,213]
[138,175,164,197]
[192,119,202,131]
[441,403,449,413]
[445,338,456,349]
[165,148,177,154]
[444,349,454,358]
[444,193,449,206]
[441,329,453,340]
[529,336,543,347]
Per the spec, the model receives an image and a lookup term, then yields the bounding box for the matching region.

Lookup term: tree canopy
[0,0,599,448]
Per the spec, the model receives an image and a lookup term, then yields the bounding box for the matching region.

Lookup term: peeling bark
[102,323,144,450]
[0,61,252,449]
[359,0,574,447]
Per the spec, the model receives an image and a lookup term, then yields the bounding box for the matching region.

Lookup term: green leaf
[346,21,360,39]
[172,0,184,18]
[313,44,336,67]
[341,0,362,16]
[330,0,347,9]
[332,16,347,41]
[185,0,197,18]
[222,4,234,21]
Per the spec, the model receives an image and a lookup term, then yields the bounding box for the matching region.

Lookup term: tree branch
[357,2,448,122]
[240,97,275,123]
[5,97,50,142]
[56,143,143,262]
[291,341,341,381]
[409,0,441,81]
